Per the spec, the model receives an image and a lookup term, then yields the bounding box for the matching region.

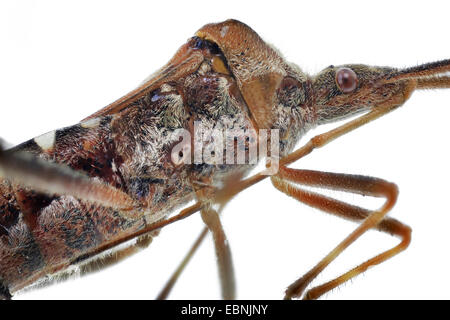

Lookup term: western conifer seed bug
[0,19,449,300]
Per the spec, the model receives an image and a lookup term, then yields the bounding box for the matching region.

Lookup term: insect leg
[78,234,155,275]
[279,87,412,168]
[157,227,208,300]
[271,166,411,299]
[0,147,134,210]
[71,202,203,267]
[200,205,236,300]
[157,193,238,299]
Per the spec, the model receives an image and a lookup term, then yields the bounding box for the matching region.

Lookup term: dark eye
[335,67,358,93]
[191,37,220,55]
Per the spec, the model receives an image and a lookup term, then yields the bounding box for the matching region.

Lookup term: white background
[1,0,449,300]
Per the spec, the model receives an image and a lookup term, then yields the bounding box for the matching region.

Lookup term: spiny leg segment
[272,166,411,299]
[156,227,209,300]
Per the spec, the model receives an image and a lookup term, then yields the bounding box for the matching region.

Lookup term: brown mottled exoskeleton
[1,19,449,300]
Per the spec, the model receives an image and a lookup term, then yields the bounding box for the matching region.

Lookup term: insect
[0,19,449,300]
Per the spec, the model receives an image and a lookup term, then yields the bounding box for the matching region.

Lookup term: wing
[83,40,204,120]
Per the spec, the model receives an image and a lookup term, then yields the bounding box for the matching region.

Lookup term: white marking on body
[111,160,117,173]
[198,62,211,75]
[160,83,174,93]
[220,25,229,37]
[34,130,56,151]
[80,117,101,129]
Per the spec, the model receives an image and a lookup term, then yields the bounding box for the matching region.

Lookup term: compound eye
[335,67,358,93]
